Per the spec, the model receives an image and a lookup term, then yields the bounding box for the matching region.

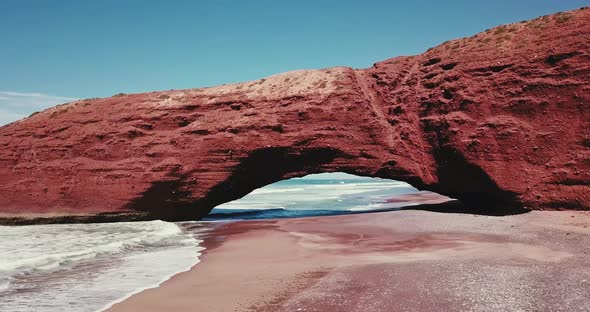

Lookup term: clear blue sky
[0,0,588,124]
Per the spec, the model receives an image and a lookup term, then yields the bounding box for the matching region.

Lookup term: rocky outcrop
[1,8,589,221]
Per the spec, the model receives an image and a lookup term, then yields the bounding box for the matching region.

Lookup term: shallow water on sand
[0,221,208,312]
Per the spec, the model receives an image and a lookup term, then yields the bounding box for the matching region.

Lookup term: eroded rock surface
[1,8,589,221]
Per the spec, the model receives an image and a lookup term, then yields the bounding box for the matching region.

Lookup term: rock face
[1,8,589,221]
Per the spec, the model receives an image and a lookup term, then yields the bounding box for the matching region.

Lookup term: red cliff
[1,8,589,222]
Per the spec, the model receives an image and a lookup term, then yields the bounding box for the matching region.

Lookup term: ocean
[0,173,448,311]
[0,221,208,312]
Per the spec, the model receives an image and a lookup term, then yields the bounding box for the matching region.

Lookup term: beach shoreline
[107,210,590,312]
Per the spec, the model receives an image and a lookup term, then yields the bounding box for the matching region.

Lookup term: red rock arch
[0,8,589,222]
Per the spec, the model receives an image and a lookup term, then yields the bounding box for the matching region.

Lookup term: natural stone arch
[125,143,523,221]
[0,9,589,223]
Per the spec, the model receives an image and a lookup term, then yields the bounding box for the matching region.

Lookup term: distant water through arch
[206,172,451,220]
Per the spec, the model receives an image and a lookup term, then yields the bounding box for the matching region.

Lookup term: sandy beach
[107,210,590,312]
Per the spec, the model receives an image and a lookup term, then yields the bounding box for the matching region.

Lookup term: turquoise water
[207,173,449,220]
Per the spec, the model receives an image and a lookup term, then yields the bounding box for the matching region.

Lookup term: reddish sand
[1,8,589,220]
[107,210,590,312]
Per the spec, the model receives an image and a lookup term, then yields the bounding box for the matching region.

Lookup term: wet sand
[107,210,590,312]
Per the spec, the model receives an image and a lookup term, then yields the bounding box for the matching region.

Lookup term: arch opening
[204,172,454,220]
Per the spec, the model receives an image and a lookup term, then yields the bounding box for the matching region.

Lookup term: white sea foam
[0,220,207,312]
[346,203,389,211]
[249,187,306,195]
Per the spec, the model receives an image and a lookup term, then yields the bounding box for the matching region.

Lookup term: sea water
[208,172,449,220]
[0,220,207,312]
